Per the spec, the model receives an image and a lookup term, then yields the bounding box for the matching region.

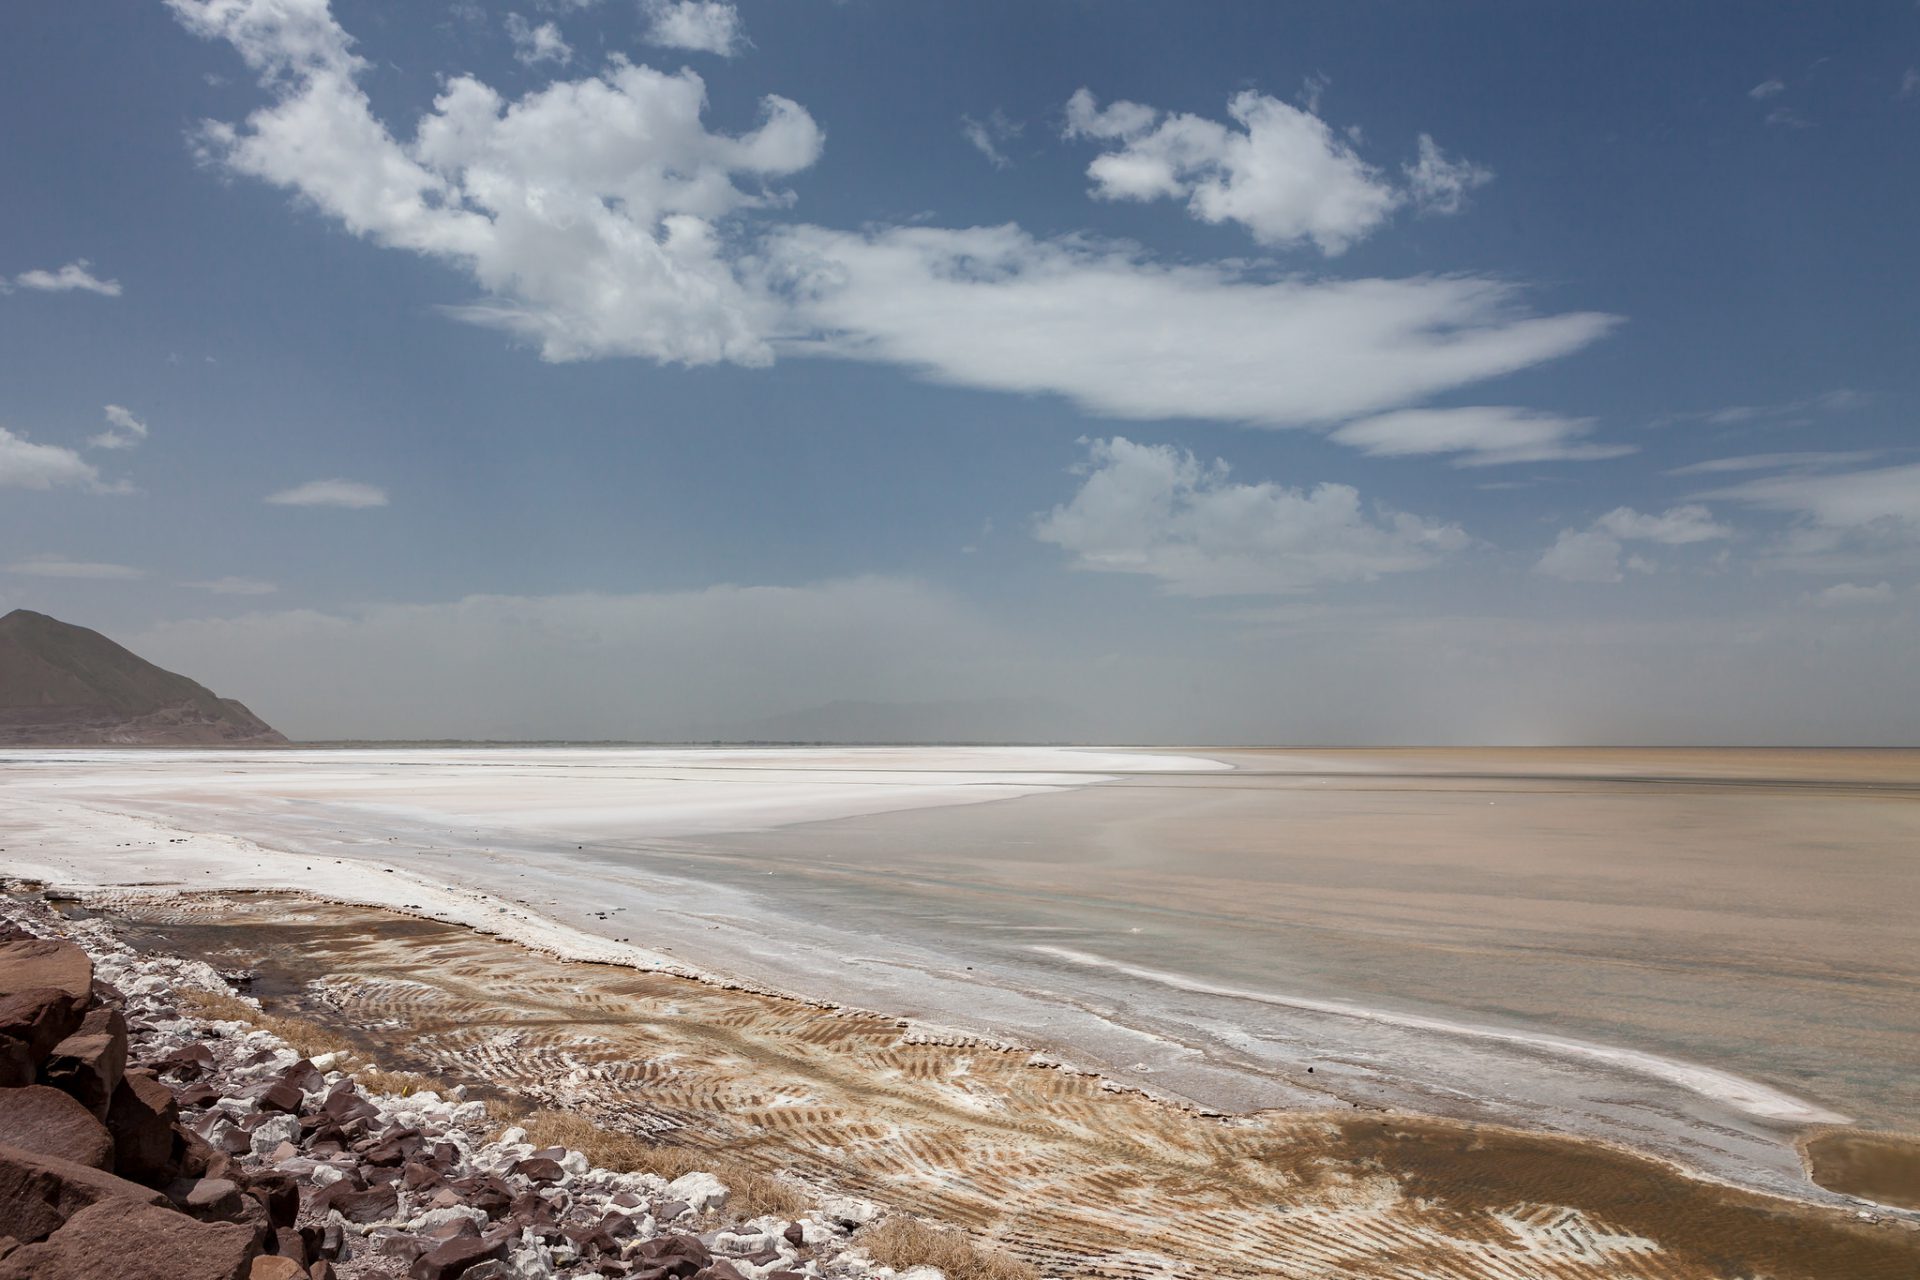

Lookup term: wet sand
[107,893,1920,1280]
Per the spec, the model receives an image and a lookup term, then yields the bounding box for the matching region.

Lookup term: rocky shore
[0,891,969,1280]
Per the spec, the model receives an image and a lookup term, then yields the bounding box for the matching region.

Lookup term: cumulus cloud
[1035,436,1467,596]
[1328,406,1630,467]
[960,109,1022,169]
[181,576,279,595]
[641,0,743,56]
[504,14,570,65]
[1062,89,1490,253]
[264,478,389,507]
[0,425,115,492]
[170,0,819,366]
[9,260,122,296]
[4,556,144,580]
[170,1,1614,429]
[90,404,150,451]
[772,224,1617,427]
[1535,505,1732,582]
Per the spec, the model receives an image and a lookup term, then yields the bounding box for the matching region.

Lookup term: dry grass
[176,989,438,1097]
[508,1107,810,1219]
[859,1216,1038,1280]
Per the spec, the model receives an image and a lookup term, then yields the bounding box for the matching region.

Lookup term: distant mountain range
[0,609,285,745]
[718,697,1088,744]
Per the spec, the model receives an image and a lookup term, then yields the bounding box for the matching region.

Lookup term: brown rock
[279,1060,325,1093]
[308,1262,335,1280]
[410,1233,506,1280]
[107,1068,179,1181]
[0,1085,114,1169]
[44,1005,126,1117]
[184,1176,245,1218]
[511,1155,564,1183]
[629,1234,711,1279]
[245,1170,300,1228]
[0,1139,166,1245]
[314,1179,398,1224]
[0,939,92,1004]
[249,1257,307,1280]
[272,1225,309,1266]
[256,1080,304,1114]
[0,1198,258,1280]
[0,988,85,1069]
[153,1043,215,1080]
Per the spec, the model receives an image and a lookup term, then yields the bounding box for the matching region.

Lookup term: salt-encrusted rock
[249,1113,301,1157]
[667,1171,729,1212]
[0,1198,259,1280]
[0,1139,167,1244]
[0,1086,115,1170]
[44,1004,126,1117]
[107,1067,179,1180]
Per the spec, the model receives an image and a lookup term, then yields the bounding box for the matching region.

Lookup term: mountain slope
[0,609,286,745]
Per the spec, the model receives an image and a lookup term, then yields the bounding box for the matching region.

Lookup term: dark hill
[0,609,285,745]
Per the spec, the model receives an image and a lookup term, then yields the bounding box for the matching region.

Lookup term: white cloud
[641,0,743,56]
[1403,134,1493,215]
[90,404,150,450]
[10,260,122,296]
[1665,450,1879,476]
[1328,406,1630,467]
[1749,79,1786,100]
[1814,581,1894,607]
[181,576,279,595]
[1034,436,1467,596]
[0,425,114,492]
[172,1,1614,428]
[1655,388,1866,429]
[1592,504,1730,544]
[772,224,1616,427]
[170,0,819,366]
[1062,89,1490,253]
[1696,462,1920,572]
[504,14,570,65]
[5,556,144,580]
[1063,88,1403,253]
[960,110,1021,169]
[1901,68,1919,101]
[1534,528,1626,583]
[1536,505,1731,582]
[265,478,389,507]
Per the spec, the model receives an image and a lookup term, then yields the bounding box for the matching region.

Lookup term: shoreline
[2,745,1914,1220]
[59,886,1920,1279]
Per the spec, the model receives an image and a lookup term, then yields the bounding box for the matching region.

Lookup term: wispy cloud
[1665,450,1880,477]
[90,404,150,451]
[1749,79,1786,100]
[960,110,1022,169]
[181,576,278,595]
[265,479,389,508]
[9,260,121,296]
[505,14,571,66]
[1329,406,1630,467]
[4,556,144,580]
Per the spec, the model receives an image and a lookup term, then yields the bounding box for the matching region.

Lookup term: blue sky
[2,1,1917,742]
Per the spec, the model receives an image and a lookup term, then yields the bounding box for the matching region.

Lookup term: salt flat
[3,744,1916,1211]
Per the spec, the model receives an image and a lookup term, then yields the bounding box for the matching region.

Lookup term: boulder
[0,939,92,1003]
[0,1139,166,1244]
[107,1068,179,1181]
[249,1257,307,1280]
[410,1233,506,1280]
[0,1086,114,1169]
[0,1198,258,1280]
[0,988,85,1077]
[629,1234,711,1279]
[313,1179,398,1224]
[44,1004,127,1117]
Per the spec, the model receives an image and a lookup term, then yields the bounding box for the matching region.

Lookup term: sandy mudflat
[2,745,1917,1216]
[100,892,1920,1280]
